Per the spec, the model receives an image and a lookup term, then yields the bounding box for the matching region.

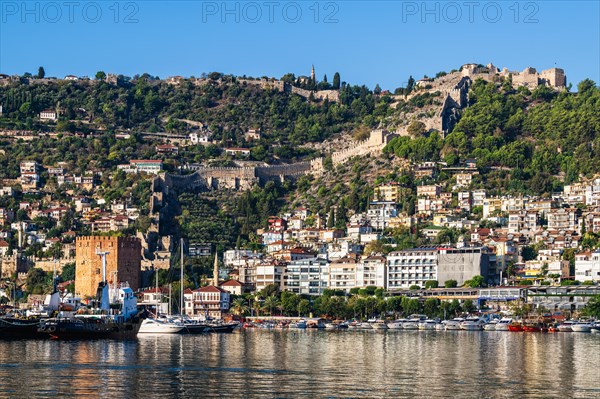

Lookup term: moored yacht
[494,318,513,331]
[571,322,593,333]
[444,318,464,330]
[483,319,498,331]
[418,320,438,330]
[371,320,388,330]
[557,321,576,332]
[387,319,407,329]
[138,317,185,334]
[461,317,484,331]
[402,319,419,330]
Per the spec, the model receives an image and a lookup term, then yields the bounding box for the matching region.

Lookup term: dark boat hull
[0,317,43,339]
[207,323,238,333]
[181,324,210,334]
[39,317,143,340]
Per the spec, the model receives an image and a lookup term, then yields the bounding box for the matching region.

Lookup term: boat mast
[155,269,159,317]
[180,238,184,316]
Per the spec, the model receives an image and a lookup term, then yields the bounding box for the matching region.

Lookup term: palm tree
[263,295,279,316]
[231,298,248,317]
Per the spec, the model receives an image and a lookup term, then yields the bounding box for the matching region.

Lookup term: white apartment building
[357,255,386,288]
[575,250,600,283]
[328,257,358,292]
[255,261,286,292]
[284,257,329,295]
[387,248,437,290]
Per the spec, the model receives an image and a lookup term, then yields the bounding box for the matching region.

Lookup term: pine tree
[37,66,45,79]
[327,208,335,228]
[333,72,341,90]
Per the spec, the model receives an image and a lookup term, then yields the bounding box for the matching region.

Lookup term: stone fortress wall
[160,129,395,193]
[237,78,340,102]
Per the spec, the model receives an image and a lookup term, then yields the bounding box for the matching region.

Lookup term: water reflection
[0,331,598,398]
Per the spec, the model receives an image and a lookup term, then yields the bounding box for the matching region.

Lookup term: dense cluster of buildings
[212,173,600,298]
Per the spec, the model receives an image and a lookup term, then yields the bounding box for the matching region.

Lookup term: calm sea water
[0,330,599,398]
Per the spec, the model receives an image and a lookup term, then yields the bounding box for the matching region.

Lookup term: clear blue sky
[1,1,598,90]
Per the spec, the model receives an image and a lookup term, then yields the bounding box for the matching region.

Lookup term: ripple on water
[0,332,598,398]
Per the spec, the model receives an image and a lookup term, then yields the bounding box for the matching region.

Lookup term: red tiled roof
[195,285,227,293]
[220,280,243,287]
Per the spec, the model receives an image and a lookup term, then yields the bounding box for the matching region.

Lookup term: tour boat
[460,317,484,331]
[571,322,593,333]
[494,318,513,331]
[444,318,464,331]
[508,322,524,332]
[139,318,185,334]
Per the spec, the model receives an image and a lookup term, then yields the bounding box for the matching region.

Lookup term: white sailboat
[139,266,185,334]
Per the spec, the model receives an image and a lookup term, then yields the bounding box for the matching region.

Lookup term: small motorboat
[387,319,406,329]
[371,320,388,330]
[523,324,542,332]
[508,322,524,332]
[557,321,576,332]
[483,319,498,331]
[590,323,600,334]
[290,320,307,329]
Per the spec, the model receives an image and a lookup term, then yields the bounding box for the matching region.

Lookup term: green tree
[582,295,600,318]
[297,299,311,316]
[37,66,45,79]
[95,71,106,80]
[263,295,279,316]
[463,299,476,313]
[465,275,486,288]
[326,207,335,228]
[26,268,51,295]
[424,280,439,289]
[231,298,249,316]
[444,280,458,288]
[333,72,341,90]
[521,245,538,261]
[407,120,426,137]
[423,298,440,317]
